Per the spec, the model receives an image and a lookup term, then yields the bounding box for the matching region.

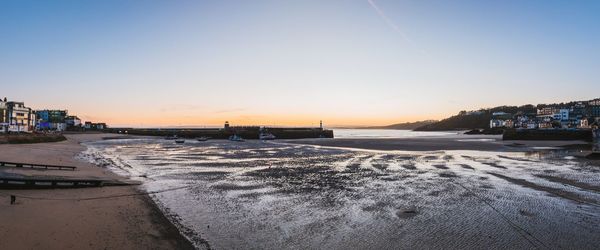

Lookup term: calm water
[82,138,600,249]
[332,129,456,138]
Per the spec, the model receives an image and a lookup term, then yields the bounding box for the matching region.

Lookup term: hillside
[363,120,438,130]
[414,105,537,131]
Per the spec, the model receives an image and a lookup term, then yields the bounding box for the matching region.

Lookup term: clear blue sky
[1,0,598,126]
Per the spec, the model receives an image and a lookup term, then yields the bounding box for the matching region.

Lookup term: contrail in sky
[367,0,419,49]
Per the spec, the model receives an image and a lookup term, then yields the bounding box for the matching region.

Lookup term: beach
[2,133,599,249]
[0,134,196,250]
[82,134,599,249]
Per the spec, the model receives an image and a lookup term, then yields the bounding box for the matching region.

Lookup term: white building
[0,98,7,133]
[579,119,590,129]
[490,119,504,128]
[5,101,36,133]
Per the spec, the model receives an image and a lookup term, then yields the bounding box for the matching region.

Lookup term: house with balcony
[36,110,68,131]
[4,101,36,133]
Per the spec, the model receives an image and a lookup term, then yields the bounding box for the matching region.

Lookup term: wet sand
[284,135,591,152]
[84,138,600,249]
[0,134,196,250]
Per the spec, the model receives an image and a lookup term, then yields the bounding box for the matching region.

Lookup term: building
[36,110,68,131]
[590,99,600,119]
[65,116,82,128]
[571,102,587,119]
[489,112,513,128]
[490,119,503,128]
[84,122,107,130]
[489,98,600,131]
[579,118,590,129]
[0,98,7,133]
[95,123,106,130]
[504,119,514,128]
[5,101,36,133]
[537,107,557,117]
[558,109,569,121]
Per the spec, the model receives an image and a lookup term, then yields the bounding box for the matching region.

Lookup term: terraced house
[0,99,36,133]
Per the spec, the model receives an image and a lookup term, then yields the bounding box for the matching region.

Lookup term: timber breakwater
[106,125,334,140]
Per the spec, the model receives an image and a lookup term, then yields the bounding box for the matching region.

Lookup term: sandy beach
[0,134,196,250]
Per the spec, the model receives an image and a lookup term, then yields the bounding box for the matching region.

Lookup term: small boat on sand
[165,135,178,140]
[229,135,245,142]
[196,137,209,142]
[259,132,276,140]
[175,139,185,143]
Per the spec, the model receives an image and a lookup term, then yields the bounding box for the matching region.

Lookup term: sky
[1,0,599,127]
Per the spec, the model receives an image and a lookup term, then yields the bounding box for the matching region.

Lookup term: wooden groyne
[0,177,138,189]
[106,127,334,139]
[503,129,594,142]
[0,161,76,171]
[0,177,103,189]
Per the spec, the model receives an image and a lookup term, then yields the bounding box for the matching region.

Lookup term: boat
[229,135,245,142]
[175,139,185,143]
[259,132,276,140]
[165,135,178,140]
[196,136,209,142]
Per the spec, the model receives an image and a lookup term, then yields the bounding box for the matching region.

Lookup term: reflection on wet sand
[83,139,600,249]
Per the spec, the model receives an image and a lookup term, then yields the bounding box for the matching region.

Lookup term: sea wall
[503,129,593,142]
[0,133,67,144]
[106,128,334,139]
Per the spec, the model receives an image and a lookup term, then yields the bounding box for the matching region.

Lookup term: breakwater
[106,127,334,139]
[503,129,593,142]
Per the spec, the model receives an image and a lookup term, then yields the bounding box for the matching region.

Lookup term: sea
[80,129,600,249]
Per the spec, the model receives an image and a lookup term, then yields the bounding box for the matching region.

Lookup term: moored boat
[175,139,185,143]
[229,135,244,142]
[259,132,276,140]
